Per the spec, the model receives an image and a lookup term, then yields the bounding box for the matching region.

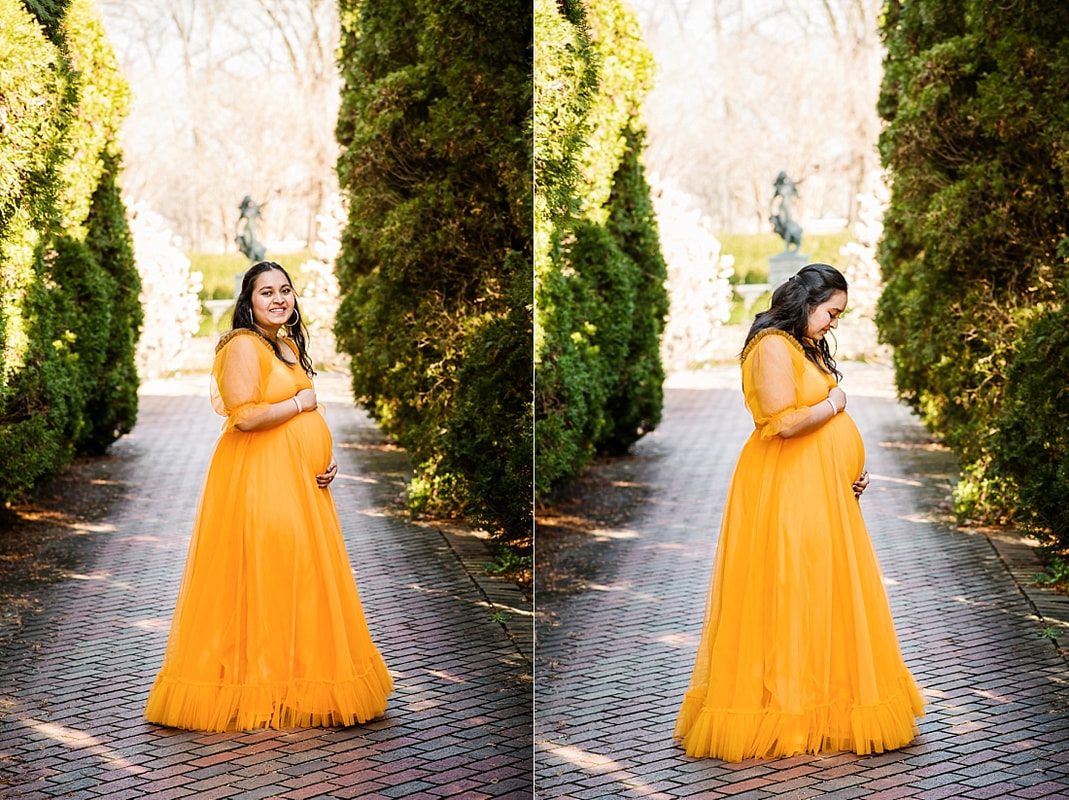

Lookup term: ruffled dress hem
[674,674,924,762]
[143,662,393,733]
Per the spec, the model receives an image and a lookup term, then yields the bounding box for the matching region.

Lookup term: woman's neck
[253,323,281,340]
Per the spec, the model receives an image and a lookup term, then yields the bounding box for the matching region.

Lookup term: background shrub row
[333,0,533,543]
[533,0,668,495]
[877,0,1069,543]
[0,0,140,501]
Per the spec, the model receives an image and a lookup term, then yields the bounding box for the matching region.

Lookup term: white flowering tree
[837,172,890,360]
[298,193,345,369]
[128,202,203,378]
[651,175,736,371]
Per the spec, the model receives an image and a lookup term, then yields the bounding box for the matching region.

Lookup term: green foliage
[438,255,534,535]
[0,0,138,501]
[991,303,1069,539]
[19,0,70,46]
[1035,555,1069,589]
[532,0,595,244]
[533,0,668,493]
[877,0,1069,540]
[598,135,668,453]
[78,157,142,454]
[0,7,67,237]
[335,0,533,542]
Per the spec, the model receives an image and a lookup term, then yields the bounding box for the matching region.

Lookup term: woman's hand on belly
[316,456,338,489]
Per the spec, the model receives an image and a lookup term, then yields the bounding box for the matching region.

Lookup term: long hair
[231,261,315,376]
[743,263,848,379]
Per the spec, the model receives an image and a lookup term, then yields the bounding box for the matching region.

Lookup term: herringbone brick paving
[0,374,532,799]
[535,364,1069,799]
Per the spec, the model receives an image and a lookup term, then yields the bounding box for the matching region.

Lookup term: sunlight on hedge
[0,0,139,499]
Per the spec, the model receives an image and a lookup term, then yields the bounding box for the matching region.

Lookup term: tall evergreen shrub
[334,0,533,541]
[877,0,1069,539]
[992,302,1069,538]
[534,0,668,493]
[0,0,139,500]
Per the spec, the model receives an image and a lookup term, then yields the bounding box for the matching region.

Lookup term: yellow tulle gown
[674,330,923,761]
[144,329,393,732]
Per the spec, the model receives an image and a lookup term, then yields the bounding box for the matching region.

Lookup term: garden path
[536,363,1069,799]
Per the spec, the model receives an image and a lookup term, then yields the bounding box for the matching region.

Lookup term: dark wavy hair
[743,262,848,379]
[231,261,315,376]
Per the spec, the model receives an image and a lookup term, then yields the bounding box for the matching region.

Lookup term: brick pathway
[535,364,1069,799]
[0,374,532,799]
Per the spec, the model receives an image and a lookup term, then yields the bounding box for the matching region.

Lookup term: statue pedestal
[768,251,810,289]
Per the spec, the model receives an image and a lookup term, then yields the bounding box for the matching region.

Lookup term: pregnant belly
[286,410,333,474]
[826,412,865,479]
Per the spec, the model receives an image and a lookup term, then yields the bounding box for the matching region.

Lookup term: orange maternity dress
[144,329,392,732]
[674,329,923,761]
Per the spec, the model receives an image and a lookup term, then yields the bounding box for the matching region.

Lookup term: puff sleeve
[745,333,813,440]
[210,333,272,432]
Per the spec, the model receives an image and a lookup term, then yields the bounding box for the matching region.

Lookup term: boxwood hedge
[0,0,140,501]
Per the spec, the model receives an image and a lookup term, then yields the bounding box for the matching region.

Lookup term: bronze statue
[769,171,802,252]
[236,195,266,264]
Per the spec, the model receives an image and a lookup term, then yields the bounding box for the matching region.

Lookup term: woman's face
[806,290,847,340]
[249,269,295,334]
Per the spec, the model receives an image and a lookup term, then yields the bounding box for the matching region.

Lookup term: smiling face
[806,290,847,340]
[249,268,295,335]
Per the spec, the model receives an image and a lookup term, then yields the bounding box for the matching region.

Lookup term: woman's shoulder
[741,328,805,364]
[216,327,275,355]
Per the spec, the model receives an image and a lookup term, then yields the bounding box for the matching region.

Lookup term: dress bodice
[209,329,331,471]
[210,330,313,431]
[741,330,836,440]
[739,328,864,478]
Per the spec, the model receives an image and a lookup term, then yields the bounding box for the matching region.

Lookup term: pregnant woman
[674,263,923,761]
[144,261,392,732]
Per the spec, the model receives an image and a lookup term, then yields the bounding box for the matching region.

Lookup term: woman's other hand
[853,469,870,499]
[317,457,338,489]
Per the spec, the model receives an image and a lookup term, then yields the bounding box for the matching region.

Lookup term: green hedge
[992,301,1069,538]
[334,0,532,541]
[0,0,139,499]
[533,0,667,493]
[877,0,1069,542]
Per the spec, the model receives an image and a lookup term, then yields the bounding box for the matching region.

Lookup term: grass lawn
[190,250,317,336]
[717,230,855,284]
[190,251,316,299]
[716,230,856,323]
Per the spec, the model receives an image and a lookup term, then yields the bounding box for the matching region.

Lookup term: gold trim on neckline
[215,327,278,353]
[740,328,805,363]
